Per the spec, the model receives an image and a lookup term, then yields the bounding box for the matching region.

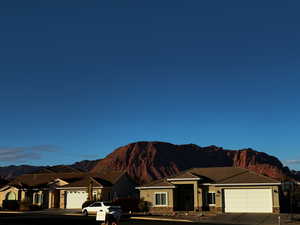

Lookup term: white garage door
[224,189,273,213]
[66,191,88,209]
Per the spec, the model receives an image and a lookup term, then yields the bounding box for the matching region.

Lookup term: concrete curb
[64,213,93,216]
[0,211,24,214]
[130,216,194,223]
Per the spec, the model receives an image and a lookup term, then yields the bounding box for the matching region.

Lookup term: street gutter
[130,216,194,223]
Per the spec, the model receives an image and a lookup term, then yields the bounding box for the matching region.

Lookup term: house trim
[167,178,201,181]
[56,187,103,190]
[202,183,281,186]
[136,186,175,190]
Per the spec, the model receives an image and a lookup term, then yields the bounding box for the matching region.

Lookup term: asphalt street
[0,212,299,225]
[0,214,194,225]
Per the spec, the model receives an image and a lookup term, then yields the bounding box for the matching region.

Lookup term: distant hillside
[291,170,300,180]
[92,141,293,184]
[0,177,8,187]
[0,159,100,180]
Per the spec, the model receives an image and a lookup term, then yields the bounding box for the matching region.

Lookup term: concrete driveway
[203,213,299,225]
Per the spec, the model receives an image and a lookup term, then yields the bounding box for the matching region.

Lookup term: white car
[82,201,122,218]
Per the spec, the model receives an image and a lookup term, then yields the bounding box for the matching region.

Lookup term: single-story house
[0,170,136,209]
[137,167,282,214]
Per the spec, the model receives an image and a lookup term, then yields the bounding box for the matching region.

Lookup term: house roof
[36,165,83,174]
[9,172,87,188]
[60,176,115,188]
[167,171,201,180]
[189,167,279,184]
[8,170,125,189]
[140,179,175,188]
[140,167,280,188]
[60,177,103,188]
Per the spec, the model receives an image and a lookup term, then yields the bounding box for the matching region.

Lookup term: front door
[174,184,194,211]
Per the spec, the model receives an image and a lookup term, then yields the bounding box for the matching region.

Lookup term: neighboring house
[0,170,136,209]
[137,167,281,214]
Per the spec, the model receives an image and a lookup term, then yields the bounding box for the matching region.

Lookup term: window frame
[6,191,17,201]
[153,192,168,207]
[33,193,43,205]
[208,192,216,206]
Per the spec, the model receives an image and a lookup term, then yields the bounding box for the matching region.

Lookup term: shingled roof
[140,167,280,188]
[8,170,125,188]
[137,179,175,189]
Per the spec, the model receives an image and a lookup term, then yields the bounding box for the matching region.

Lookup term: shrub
[19,200,31,211]
[82,200,96,209]
[2,200,19,210]
[19,200,43,211]
[138,199,150,212]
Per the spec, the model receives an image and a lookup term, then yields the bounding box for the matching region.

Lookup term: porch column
[48,191,52,208]
[194,182,199,211]
[20,190,26,201]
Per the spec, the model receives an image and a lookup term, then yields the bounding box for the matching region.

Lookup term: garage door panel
[224,189,273,213]
[66,191,88,209]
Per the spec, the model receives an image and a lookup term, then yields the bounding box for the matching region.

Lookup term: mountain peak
[92,141,289,184]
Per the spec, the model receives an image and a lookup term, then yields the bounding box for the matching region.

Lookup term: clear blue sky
[0,0,300,170]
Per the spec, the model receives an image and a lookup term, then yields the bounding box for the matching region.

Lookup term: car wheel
[82,210,88,216]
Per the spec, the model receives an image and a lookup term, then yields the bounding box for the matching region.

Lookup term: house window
[93,191,97,200]
[6,192,16,200]
[208,192,216,205]
[34,193,42,204]
[154,192,168,206]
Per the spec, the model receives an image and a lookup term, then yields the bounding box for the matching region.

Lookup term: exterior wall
[1,187,48,209]
[203,185,280,213]
[139,184,281,215]
[0,187,20,207]
[139,188,174,214]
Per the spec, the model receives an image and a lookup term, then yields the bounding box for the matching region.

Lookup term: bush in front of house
[138,198,150,212]
[19,200,31,211]
[19,200,43,211]
[2,200,20,210]
[82,200,96,209]
[29,204,42,211]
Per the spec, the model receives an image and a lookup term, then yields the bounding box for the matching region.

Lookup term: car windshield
[90,202,101,207]
[103,202,117,206]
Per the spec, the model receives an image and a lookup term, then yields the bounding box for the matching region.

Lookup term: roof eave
[136,186,176,190]
[167,178,201,181]
[56,186,103,190]
[213,183,282,186]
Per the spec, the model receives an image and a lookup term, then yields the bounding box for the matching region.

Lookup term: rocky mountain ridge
[92,141,293,184]
[1,141,298,184]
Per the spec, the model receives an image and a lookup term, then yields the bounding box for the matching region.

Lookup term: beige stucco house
[0,170,136,209]
[138,167,281,214]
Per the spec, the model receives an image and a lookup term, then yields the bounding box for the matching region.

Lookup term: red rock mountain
[92,141,290,184]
